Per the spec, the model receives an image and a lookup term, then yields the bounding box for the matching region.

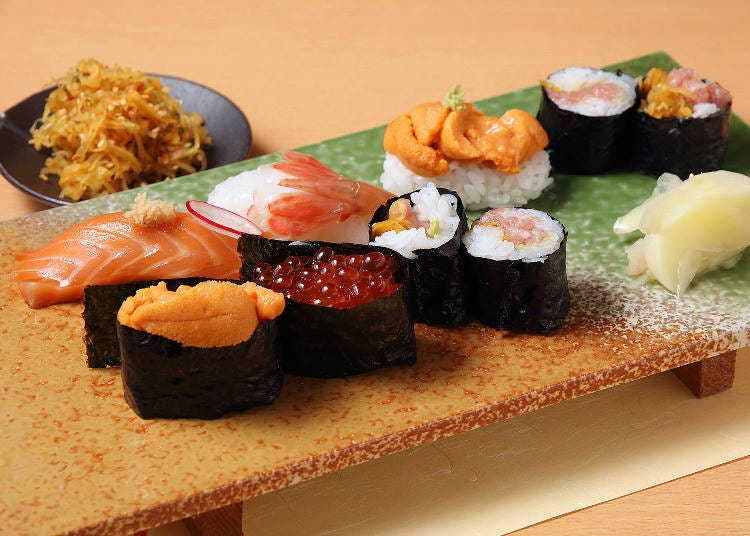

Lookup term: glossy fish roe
[253,247,400,309]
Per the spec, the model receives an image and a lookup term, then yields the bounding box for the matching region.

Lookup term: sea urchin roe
[117,280,285,348]
[638,67,732,119]
[253,247,400,308]
[383,86,548,177]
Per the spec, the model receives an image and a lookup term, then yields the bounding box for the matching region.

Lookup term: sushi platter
[1,52,750,535]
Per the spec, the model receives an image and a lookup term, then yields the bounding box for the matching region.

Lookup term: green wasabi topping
[441,83,465,111]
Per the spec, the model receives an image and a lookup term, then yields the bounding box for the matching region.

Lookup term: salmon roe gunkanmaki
[252,246,400,309]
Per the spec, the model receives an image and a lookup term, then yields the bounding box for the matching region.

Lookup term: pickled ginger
[614,170,750,295]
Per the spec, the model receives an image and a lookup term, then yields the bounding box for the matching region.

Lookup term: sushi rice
[370,183,460,259]
[380,150,553,211]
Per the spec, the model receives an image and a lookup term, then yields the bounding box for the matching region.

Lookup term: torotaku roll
[632,67,732,178]
[369,183,468,326]
[116,280,285,419]
[462,208,569,333]
[238,236,416,378]
[379,85,552,210]
[537,67,638,174]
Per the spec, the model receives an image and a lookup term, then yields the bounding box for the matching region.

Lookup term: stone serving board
[1,52,749,535]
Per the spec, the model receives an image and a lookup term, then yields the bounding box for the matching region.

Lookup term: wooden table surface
[2,1,748,533]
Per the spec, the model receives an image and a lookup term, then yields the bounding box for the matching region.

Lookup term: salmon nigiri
[14,196,243,308]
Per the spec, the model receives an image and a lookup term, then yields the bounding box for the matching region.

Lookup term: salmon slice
[14,212,241,308]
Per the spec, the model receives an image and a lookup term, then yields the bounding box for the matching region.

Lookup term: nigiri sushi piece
[208,151,394,244]
[14,195,242,308]
[614,170,750,295]
[379,84,552,210]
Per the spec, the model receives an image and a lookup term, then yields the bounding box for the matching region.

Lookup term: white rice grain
[380,151,553,211]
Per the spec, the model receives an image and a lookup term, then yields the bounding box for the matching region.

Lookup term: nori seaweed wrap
[117,317,282,419]
[369,186,468,326]
[84,276,231,368]
[461,208,570,333]
[536,67,638,174]
[238,235,417,378]
[631,106,731,178]
[631,66,732,178]
[272,286,415,377]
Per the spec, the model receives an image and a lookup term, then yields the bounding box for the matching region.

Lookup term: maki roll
[379,84,552,210]
[369,183,468,326]
[238,237,417,378]
[116,280,285,419]
[632,67,732,178]
[462,208,569,333]
[536,67,638,174]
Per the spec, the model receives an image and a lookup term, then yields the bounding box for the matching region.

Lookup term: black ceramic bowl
[0,75,251,206]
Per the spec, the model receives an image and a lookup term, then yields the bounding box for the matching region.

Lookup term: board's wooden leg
[184,502,242,536]
[673,350,737,398]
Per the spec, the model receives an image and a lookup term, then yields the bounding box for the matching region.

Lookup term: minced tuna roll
[380,85,552,211]
[537,67,638,174]
[462,207,569,332]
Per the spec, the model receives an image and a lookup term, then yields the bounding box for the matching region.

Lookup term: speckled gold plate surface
[1,53,749,535]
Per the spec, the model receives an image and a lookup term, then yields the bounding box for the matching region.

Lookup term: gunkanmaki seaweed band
[461,208,570,333]
[536,67,638,174]
[116,280,285,419]
[632,67,732,178]
[369,184,468,326]
[84,276,231,368]
[238,235,417,378]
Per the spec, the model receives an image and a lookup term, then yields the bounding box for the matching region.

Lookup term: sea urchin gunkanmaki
[116,280,285,419]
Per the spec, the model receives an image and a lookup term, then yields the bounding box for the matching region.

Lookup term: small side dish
[29,58,212,201]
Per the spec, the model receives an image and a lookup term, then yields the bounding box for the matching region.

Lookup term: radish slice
[186,200,262,237]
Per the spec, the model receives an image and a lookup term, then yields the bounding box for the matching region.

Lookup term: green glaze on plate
[4,52,750,316]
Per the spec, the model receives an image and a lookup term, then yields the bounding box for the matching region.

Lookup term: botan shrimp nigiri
[207,151,394,244]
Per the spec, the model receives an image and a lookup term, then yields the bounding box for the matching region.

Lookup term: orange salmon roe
[253,247,400,309]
